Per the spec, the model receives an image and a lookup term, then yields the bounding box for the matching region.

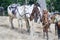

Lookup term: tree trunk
[37,0,47,10]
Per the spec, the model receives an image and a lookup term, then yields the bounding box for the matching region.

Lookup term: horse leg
[26,19,30,33]
[46,31,48,40]
[43,28,45,38]
[24,14,30,32]
[43,32,45,38]
[25,17,30,32]
[9,17,14,29]
[55,25,57,35]
[18,19,20,28]
[18,19,23,32]
[20,19,23,30]
[55,23,58,35]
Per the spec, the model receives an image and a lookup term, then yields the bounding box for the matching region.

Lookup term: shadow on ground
[0,24,30,35]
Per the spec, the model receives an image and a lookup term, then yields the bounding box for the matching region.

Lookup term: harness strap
[16,7,30,17]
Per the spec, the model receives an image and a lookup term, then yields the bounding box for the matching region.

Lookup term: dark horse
[30,3,41,22]
[53,13,60,39]
[42,9,50,40]
[56,21,60,39]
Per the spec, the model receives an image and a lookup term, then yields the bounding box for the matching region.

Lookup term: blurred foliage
[54,0,60,12]
[0,0,60,15]
[0,0,37,10]
[46,0,60,12]
[0,0,15,16]
[46,0,56,12]
[0,0,37,16]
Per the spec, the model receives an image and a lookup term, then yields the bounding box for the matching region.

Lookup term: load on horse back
[53,12,60,39]
[7,4,20,29]
[42,9,51,40]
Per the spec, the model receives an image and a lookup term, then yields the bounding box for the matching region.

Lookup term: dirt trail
[0,16,58,40]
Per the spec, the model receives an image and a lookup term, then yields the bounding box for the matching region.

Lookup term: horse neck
[42,13,49,22]
[43,12,48,17]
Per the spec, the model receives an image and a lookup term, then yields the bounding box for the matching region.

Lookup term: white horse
[7,3,42,32]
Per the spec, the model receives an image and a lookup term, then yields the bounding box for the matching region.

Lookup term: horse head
[42,9,50,24]
[29,4,41,23]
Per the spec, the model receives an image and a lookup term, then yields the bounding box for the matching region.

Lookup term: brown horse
[30,3,41,22]
[42,9,50,40]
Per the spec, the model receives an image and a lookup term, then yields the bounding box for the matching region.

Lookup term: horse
[7,3,31,32]
[42,9,51,40]
[7,3,42,33]
[30,3,42,23]
[52,13,60,39]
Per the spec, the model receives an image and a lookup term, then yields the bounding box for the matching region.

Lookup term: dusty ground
[0,16,58,40]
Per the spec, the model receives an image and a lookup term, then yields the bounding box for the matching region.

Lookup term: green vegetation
[46,0,60,12]
[0,0,37,16]
[0,0,60,15]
